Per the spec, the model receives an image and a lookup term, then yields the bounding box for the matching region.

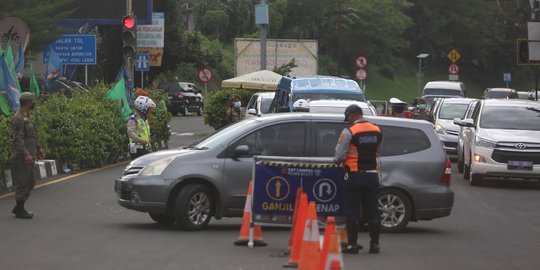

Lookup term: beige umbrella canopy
[221,70,282,91]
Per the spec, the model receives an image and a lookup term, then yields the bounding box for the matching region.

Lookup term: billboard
[235,38,318,76]
[137,12,164,48]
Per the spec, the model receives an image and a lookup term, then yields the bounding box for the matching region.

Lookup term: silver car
[308,99,377,115]
[115,113,454,232]
[433,98,477,155]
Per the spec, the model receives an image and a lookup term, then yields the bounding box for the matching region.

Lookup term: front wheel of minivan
[378,189,412,233]
[174,185,213,231]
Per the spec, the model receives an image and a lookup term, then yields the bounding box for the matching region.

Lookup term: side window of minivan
[379,126,431,156]
[312,122,347,156]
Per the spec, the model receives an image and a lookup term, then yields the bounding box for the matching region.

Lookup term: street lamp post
[417,53,429,96]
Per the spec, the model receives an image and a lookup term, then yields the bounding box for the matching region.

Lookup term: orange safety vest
[344,121,382,172]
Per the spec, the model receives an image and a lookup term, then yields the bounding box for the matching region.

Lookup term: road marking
[0,161,129,200]
[171,132,195,136]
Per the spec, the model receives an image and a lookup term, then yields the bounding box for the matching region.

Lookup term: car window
[480,105,540,130]
[293,93,365,102]
[465,101,478,118]
[311,122,347,156]
[246,95,258,110]
[437,103,469,119]
[423,88,462,96]
[379,125,431,156]
[486,91,513,98]
[229,122,308,157]
[260,97,273,113]
[471,102,482,125]
[167,83,181,94]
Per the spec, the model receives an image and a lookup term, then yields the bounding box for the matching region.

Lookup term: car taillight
[440,158,452,184]
[177,92,184,98]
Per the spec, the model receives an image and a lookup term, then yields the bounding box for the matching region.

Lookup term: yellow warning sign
[447,49,461,63]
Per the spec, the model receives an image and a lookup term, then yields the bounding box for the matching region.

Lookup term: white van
[422,81,466,108]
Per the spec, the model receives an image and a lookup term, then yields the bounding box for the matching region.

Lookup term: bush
[142,88,172,150]
[203,88,252,130]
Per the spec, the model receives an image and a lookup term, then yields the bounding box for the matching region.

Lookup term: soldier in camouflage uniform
[10,92,45,219]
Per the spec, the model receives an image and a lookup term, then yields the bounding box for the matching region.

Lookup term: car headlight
[139,156,175,176]
[435,123,446,135]
[475,136,496,148]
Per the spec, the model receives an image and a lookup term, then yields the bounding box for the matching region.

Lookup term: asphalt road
[1,116,539,270]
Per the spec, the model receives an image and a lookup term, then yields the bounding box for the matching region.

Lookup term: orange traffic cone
[298,201,321,270]
[288,188,304,252]
[324,232,344,270]
[319,216,337,270]
[284,193,309,268]
[234,180,267,247]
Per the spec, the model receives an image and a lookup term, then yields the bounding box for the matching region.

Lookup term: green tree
[199,10,229,41]
[1,0,75,51]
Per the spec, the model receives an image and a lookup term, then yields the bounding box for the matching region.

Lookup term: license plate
[507,160,533,170]
[168,96,172,100]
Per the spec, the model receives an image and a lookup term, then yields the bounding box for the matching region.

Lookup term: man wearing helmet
[128,96,156,159]
[293,99,309,112]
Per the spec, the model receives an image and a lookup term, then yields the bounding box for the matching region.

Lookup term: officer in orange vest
[334,104,382,254]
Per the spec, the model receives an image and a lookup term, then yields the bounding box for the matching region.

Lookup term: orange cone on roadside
[284,193,309,268]
[288,188,304,252]
[324,232,344,270]
[298,201,321,270]
[234,180,267,247]
[319,216,337,270]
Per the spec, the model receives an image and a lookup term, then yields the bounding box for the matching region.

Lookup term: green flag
[4,43,21,92]
[107,78,132,121]
[0,94,11,116]
[29,63,40,99]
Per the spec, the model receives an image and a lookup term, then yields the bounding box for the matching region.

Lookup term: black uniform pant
[129,148,149,160]
[11,159,35,201]
[343,171,380,222]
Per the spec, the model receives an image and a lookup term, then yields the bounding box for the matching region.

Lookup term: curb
[2,159,60,190]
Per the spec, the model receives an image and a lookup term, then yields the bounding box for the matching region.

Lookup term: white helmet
[134,96,156,115]
[293,99,310,111]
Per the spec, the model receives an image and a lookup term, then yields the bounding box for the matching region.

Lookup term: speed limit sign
[355,68,368,81]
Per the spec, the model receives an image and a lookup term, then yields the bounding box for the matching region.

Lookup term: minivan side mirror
[233,145,250,158]
[248,108,257,116]
[455,118,474,127]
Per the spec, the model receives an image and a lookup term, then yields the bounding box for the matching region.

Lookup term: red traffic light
[122,16,136,29]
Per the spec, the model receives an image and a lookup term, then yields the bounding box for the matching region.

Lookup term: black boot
[15,200,33,219]
[11,200,23,215]
[343,221,362,254]
[368,221,380,254]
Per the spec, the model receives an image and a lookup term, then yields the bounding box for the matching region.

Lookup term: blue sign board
[43,35,96,65]
[503,72,512,83]
[135,54,150,72]
[252,161,345,218]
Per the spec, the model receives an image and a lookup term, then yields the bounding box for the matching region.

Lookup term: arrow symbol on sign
[275,181,282,198]
[319,182,332,197]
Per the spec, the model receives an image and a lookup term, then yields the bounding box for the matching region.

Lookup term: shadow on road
[477,178,540,190]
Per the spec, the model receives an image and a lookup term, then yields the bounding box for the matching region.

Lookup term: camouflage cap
[20,92,35,103]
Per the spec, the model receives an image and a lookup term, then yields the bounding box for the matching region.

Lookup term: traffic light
[122,15,137,58]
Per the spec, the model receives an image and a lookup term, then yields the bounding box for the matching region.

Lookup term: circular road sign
[355,68,368,81]
[355,56,368,68]
[448,63,459,75]
[198,68,212,83]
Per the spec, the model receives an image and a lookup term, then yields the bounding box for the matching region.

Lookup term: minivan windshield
[480,106,540,130]
[438,103,470,119]
[423,88,462,96]
[485,90,517,99]
[293,93,365,102]
[193,119,259,149]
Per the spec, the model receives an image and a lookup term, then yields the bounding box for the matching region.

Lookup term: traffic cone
[284,193,308,268]
[287,187,304,252]
[324,232,344,270]
[319,216,337,270]
[234,180,267,247]
[298,202,321,270]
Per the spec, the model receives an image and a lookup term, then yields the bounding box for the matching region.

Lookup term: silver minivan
[115,114,454,232]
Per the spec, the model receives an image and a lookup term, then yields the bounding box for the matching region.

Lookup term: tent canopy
[221,70,282,91]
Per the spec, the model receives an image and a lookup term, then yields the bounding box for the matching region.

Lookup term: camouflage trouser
[11,159,35,201]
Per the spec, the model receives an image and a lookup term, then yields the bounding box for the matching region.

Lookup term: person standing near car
[334,104,383,254]
[128,96,156,160]
[10,92,45,219]
[410,98,434,123]
[226,94,244,124]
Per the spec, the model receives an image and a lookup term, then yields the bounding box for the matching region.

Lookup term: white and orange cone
[324,232,344,270]
[298,201,321,270]
[234,180,267,247]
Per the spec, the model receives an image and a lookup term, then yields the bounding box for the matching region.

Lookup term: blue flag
[45,46,63,87]
[15,39,25,78]
[0,55,21,111]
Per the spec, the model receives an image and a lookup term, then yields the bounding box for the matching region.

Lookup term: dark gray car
[115,114,454,232]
